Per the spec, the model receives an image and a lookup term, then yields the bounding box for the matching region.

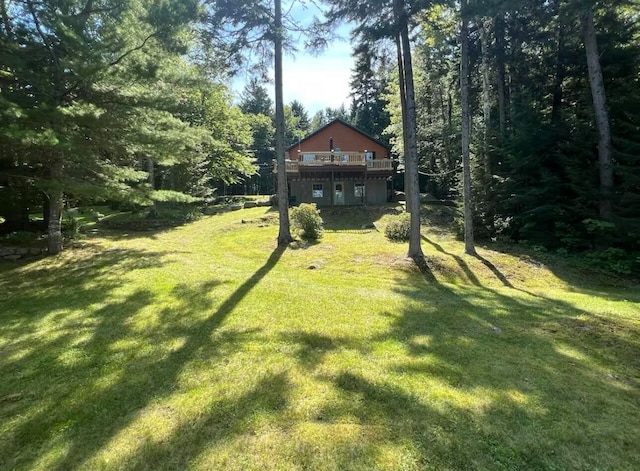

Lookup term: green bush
[291,203,323,240]
[3,231,39,245]
[584,248,639,276]
[385,213,411,241]
[62,214,82,239]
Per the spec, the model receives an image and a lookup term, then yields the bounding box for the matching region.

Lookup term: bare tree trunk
[494,13,507,138]
[396,0,423,259]
[551,0,565,124]
[582,9,613,220]
[479,17,495,234]
[479,19,492,149]
[274,0,293,245]
[395,33,412,213]
[47,161,63,255]
[147,158,155,187]
[461,2,476,256]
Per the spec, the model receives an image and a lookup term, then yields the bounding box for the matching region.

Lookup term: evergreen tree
[349,43,392,142]
[0,0,204,254]
[290,100,311,134]
[239,77,274,116]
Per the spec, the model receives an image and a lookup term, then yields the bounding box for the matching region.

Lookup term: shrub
[62,214,82,239]
[4,231,39,245]
[291,203,323,240]
[584,248,639,276]
[385,213,411,241]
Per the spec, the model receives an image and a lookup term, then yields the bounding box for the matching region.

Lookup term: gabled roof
[286,118,391,152]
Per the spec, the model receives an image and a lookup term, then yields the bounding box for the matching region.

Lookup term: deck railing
[275,152,394,172]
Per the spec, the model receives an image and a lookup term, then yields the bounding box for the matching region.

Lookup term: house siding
[289,178,389,206]
[286,121,389,160]
[284,120,392,206]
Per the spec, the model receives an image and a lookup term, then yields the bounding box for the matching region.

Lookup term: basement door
[334,182,345,205]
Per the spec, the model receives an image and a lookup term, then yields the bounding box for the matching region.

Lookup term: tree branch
[109,32,159,66]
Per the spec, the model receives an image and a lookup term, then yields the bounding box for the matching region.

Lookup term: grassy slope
[0,205,638,471]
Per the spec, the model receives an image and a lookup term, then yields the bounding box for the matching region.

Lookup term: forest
[1,0,639,274]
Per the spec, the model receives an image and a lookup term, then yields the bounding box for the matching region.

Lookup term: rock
[256,199,271,207]
[491,326,502,334]
[16,248,29,255]
[361,223,375,229]
[29,248,42,255]
[0,248,14,256]
[229,204,243,211]
[307,264,318,270]
[4,255,21,260]
[244,200,257,208]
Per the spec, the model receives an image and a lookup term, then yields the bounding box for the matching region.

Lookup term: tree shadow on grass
[319,273,640,469]
[0,246,171,340]
[280,331,372,371]
[422,235,482,286]
[0,246,286,470]
[478,241,638,297]
[277,261,638,468]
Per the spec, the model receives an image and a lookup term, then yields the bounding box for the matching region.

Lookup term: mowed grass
[1,205,639,470]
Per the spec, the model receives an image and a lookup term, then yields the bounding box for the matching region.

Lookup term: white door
[334,182,345,205]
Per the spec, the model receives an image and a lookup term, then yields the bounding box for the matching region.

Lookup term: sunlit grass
[1,205,638,470]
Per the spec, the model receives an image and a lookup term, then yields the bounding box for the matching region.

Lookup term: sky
[229,4,356,116]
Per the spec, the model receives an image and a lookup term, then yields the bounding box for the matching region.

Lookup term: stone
[0,248,14,256]
[16,248,29,255]
[243,200,257,208]
[229,204,243,211]
[4,255,21,260]
[491,326,502,334]
[256,199,271,207]
[30,248,43,255]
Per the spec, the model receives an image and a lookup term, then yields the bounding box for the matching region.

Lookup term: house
[279,119,395,206]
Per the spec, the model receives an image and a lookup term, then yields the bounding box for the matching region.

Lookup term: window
[365,152,375,167]
[355,183,365,197]
[302,154,316,162]
[312,183,323,198]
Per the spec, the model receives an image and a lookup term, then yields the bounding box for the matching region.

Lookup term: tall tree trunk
[396,0,423,259]
[551,0,565,124]
[47,161,63,255]
[274,0,293,245]
[508,17,522,130]
[147,158,155,187]
[461,2,476,256]
[479,17,495,235]
[479,19,492,150]
[494,13,507,138]
[395,33,412,213]
[447,89,455,170]
[582,9,613,220]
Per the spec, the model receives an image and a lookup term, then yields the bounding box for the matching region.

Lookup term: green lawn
[1,205,639,470]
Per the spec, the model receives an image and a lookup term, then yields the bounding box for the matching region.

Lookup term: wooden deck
[275,152,394,173]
